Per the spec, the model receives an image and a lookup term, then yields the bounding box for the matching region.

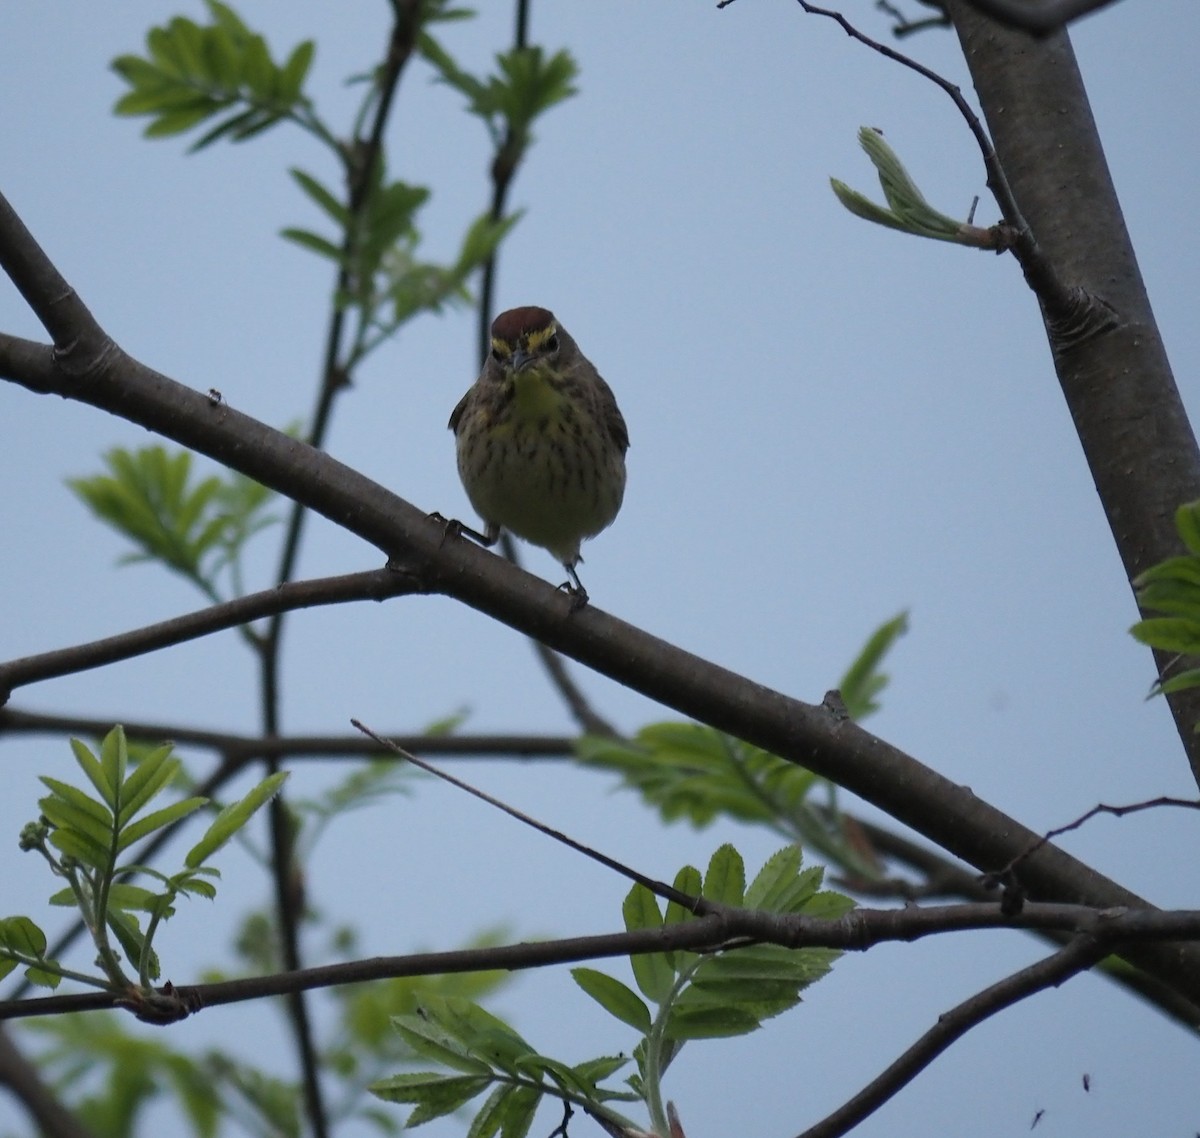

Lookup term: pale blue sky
[2,3,1199,1136]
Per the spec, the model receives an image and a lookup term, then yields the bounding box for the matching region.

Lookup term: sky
[2,2,1200,1136]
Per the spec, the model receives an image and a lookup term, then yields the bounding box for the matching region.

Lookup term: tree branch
[796,933,1109,1138]
[3,190,1200,1002]
[2,901,1193,1023]
[943,2,1200,788]
[0,1026,98,1138]
[0,569,421,699]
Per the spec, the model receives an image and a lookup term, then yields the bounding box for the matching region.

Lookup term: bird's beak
[510,348,536,373]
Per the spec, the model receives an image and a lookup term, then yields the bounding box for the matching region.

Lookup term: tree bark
[947,2,1200,789]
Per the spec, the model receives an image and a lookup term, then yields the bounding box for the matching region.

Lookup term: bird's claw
[558,580,590,612]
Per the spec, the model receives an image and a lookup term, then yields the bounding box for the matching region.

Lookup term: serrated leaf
[185,771,286,867]
[465,1084,508,1138]
[839,610,908,720]
[23,966,63,990]
[105,883,168,913]
[744,845,803,910]
[391,1015,493,1076]
[70,738,115,808]
[118,749,181,826]
[1130,617,1200,654]
[369,1072,491,1126]
[47,827,111,871]
[571,968,651,1035]
[572,1054,630,1085]
[703,844,745,906]
[622,886,674,1004]
[494,1084,540,1138]
[39,777,114,828]
[0,917,48,957]
[661,1004,761,1041]
[118,797,209,852]
[664,865,702,927]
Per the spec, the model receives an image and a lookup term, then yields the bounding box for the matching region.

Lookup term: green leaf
[118,797,209,852]
[661,1004,761,1041]
[280,227,345,262]
[105,883,168,914]
[69,738,116,808]
[465,1084,508,1138]
[421,998,533,1076]
[369,1072,491,1126]
[118,747,181,827]
[1175,501,1200,556]
[1151,667,1200,697]
[185,771,287,867]
[23,966,63,990]
[622,885,674,1004]
[48,827,112,871]
[0,916,48,957]
[494,1083,540,1138]
[838,611,908,720]
[39,777,114,829]
[290,168,348,225]
[1129,617,1200,655]
[571,968,652,1035]
[279,40,315,100]
[571,1054,630,1085]
[744,845,803,911]
[703,844,745,906]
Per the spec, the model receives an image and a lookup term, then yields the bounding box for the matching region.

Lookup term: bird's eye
[545,334,559,352]
[491,346,504,362]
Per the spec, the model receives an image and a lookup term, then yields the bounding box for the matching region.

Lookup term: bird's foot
[557,579,590,612]
[429,512,495,550]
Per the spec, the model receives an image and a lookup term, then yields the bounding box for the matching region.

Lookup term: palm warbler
[449,306,629,603]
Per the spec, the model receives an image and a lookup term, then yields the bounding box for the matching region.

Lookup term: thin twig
[987,796,1200,888]
[254,12,424,1136]
[471,0,619,738]
[0,707,576,761]
[352,719,704,912]
[795,935,1109,1138]
[792,0,1088,324]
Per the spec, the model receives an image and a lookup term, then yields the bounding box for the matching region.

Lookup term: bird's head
[488,306,567,376]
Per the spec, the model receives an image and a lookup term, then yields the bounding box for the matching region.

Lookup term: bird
[448,306,629,605]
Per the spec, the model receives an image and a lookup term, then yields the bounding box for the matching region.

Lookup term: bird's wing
[596,375,630,452]
[448,389,472,433]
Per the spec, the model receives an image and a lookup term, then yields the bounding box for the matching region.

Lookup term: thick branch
[2,901,1195,1023]
[944,4,1200,789]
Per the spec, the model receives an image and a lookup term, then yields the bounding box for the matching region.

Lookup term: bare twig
[0,569,421,699]
[352,719,704,912]
[986,796,1200,889]
[469,0,620,739]
[251,11,425,1135]
[796,934,1110,1138]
